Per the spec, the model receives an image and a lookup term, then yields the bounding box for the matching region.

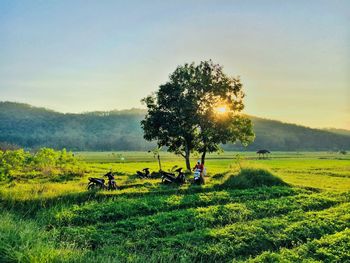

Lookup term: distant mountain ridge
[0,101,349,151]
[323,128,350,137]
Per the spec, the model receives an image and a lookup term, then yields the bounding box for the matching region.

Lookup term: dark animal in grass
[257,149,271,159]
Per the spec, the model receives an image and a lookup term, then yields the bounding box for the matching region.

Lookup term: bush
[222,168,288,189]
[0,149,29,177]
[0,148,86,180]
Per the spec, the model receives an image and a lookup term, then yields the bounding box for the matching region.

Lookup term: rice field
[0,152,349,262]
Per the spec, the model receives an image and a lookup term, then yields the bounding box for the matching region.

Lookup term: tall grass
[0,212,81,263]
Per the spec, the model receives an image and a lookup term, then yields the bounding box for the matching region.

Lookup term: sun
[215,105,228,114]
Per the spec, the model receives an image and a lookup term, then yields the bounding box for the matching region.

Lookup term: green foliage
[0,149,29,177]
[0,148,86,180]
[141,61,254,169]
[223,168,289,189]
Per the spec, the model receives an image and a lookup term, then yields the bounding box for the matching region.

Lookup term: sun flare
[215,105,228,114]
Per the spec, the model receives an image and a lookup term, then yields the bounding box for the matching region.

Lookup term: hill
[323,128,350,137]
[0,101,349,151]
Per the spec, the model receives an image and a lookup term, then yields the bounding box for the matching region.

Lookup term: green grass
[246,228,350,262]
[0,151,349,262]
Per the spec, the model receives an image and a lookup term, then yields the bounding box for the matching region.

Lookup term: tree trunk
[201,149,207,165]
[185,152,191,171]
[157,153,162,171]
[184,144,191,171]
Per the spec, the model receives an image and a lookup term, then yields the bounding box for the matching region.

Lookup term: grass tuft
[223,168,289,189]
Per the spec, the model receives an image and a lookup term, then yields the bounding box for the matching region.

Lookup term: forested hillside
[323,128,350,137]
[0,102,349,151]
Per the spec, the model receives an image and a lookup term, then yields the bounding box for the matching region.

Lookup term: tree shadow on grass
[212,171,231,180]
[0,190,100,218]
[48,173,82,183]
[2,168,316,220]
[118,181,155,190]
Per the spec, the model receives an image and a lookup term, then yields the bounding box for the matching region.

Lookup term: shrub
[0,148,86,180]
[0,149,29,178]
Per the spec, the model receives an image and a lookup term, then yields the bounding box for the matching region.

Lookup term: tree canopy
[141,61,255,170]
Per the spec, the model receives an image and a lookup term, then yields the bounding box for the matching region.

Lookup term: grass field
[1,152,350,262]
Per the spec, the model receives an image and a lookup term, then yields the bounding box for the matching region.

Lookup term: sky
[0,0,349,129]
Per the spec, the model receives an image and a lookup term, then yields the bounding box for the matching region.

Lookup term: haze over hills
[323,128,350,137]
[0,101,349,151]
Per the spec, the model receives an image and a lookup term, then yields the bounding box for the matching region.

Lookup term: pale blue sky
[0,0,349,129]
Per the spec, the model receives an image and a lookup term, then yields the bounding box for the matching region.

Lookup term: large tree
[141,60,254,170]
